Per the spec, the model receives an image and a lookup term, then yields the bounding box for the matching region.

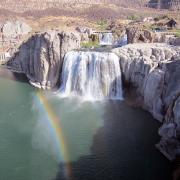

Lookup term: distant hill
[0,0,150,13]
[0,0,179,21]
[0,0,179,13]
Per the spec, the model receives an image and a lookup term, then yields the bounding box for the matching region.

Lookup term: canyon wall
[6,29,180,160]
[113,43,180,160]
[7,30,80,89]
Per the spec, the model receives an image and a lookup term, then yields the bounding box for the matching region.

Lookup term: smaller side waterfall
[59,51,123,100]
[99,33,113,46]
[114,34,128,47]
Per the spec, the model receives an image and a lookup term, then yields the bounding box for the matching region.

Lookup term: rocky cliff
[126,26,180,46]
[113,43,180,160]
[126,27,154,44]
[7,30,80,89]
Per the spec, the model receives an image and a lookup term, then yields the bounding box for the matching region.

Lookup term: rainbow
[34,91,72,179]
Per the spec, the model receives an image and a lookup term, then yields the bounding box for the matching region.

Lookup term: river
[0,71,172,180]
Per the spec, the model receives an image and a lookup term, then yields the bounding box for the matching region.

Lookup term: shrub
[81,40,99,48]
[175,29,180,37]
[127,15,140,21]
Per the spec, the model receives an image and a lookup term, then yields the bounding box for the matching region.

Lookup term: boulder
[7,30,81,89]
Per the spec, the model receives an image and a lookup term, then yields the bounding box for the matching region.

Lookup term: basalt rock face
[126,27,154,44]
[7,30,80,89]
[113,43,180,160]
[126,26,180,46]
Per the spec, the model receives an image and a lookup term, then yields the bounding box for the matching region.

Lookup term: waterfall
[99,33,113,46]
[59,51,123,100]
[114,34,128,47]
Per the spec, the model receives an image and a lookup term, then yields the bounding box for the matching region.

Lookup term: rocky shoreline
[0,66,28,83]
[113,43,180,160]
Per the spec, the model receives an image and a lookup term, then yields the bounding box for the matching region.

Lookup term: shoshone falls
[59,51,123,100]
[0,0,180,179]
[0,30,179,180]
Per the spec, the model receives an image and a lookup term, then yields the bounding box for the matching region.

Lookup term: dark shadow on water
[55,101,172,180]
[0,67,29,83]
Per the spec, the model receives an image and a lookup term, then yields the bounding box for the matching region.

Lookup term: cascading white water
[114,34,128,47]
[59,51,123,100]
[99,33,113,46]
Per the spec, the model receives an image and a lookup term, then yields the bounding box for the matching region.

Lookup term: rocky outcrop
[170,37,180,46]
[126,27,154,44]
[106,21,126,40]
[113,43,180,160]
[126,26,180,46]
[75,27,92,42]
[7,30,80,89]
[153,33,180,46]
[1,20,32,38]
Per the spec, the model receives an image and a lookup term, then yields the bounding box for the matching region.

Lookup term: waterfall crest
[59,51,123,100]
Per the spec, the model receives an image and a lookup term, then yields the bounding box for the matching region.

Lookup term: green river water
[0,73,172,180]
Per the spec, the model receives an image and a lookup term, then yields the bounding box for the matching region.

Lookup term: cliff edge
[113,43,180,160]
[7,30,80,89]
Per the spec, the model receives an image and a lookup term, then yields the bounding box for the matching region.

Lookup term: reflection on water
[32,93,104,163]
[0,78,59,180]
[0,76,172,180]
[0,77,105,180]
